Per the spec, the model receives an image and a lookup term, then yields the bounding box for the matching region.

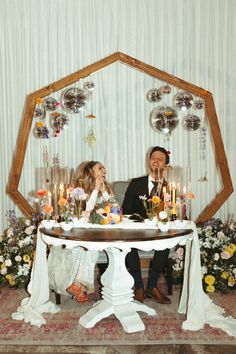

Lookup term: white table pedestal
[79,247,156,333]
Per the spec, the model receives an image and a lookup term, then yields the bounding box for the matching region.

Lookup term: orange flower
[103,205,111,214]
[101,218,109,225]
[188,192,195,200]
[151,196,161,204]
[43,205,53,214]
[58,197,68,207]
[36,98,43,105]
[36,121,45,127]
[86,114,96,119]
[37,189,47,197]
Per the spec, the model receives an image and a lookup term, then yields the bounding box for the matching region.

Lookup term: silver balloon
[183,114,201,131]
[174,92,193,110]
[61,87,89,114]
[160,84,171,94]
[44,97,57,111]
[33,104,46,120]
[33,124,49,139]
[50,112,69,133]
[146,89,162,103]
[150,106,179,135]
[83,81,95,92]
[193,98,204,110]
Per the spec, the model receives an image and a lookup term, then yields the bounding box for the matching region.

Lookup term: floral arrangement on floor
[89,198,122,225]
[0,211,37,288]
[171,218,236,293]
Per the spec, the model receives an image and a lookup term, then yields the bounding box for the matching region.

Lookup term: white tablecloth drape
[12,221,236,337]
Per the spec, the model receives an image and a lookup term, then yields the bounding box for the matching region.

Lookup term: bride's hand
[99,181,106,193]
[95,176,105,191]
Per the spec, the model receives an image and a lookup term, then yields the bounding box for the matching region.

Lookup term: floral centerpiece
[139,195,162,220]
[171,218,236,293]
[89,198,122,225]
[58,197,73,223]
[42,204,53,220]
[0,211,37,288]
[69,187,88,219]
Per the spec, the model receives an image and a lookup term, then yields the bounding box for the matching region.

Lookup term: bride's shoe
[66,283,88,303]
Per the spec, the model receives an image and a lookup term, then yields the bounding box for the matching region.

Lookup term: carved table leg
[79,247,156,333]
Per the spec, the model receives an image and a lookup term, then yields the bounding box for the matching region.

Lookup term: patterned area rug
[0,285,236,346]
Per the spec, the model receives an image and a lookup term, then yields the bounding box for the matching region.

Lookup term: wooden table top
[40,226,193,243]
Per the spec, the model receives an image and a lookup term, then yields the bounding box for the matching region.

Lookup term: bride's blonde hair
[75,161,112,195]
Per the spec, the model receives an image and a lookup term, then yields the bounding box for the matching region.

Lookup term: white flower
[201,266,208,274]
[22,236,32,245]
[7,228,14,238]
[221,251,231,260]
[5,259,12,267]
[17,266,23,276]
[23,269,29,276]
[0,255,4,262]
[214,253,220,261]
[15,255,22,262]
[228,278,235,287]
[25,226,34,235]
[18,240,24,247]
[213,264,220,270]
[159,211,168,220]
[217,231,226,239]
[0,268,7,275]
[25,219,31,226]
[139,195,147,201]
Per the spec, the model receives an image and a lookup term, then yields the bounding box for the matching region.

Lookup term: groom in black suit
[122,146,171,304]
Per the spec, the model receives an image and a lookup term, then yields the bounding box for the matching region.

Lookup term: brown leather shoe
[146,287,171,304]
[134,288,145,303]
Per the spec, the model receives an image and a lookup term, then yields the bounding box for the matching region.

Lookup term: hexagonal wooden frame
[6,52,233,223]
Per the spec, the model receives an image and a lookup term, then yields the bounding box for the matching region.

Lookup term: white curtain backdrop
[0,0,235,231]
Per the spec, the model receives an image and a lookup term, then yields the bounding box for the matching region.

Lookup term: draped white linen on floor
[0,0,236,230]
[11,221,236,336]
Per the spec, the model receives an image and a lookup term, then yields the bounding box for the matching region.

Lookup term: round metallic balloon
[183,114,201,131]
[160,84,171,94]
[44,97,58,111]
[83,81,95,92]
[146,89,163,103]
[50,112,69,132]
[174,92,193,110]
[150,106,179,135]
[61,87,89,114]
[33,104,46,120]
[193,98,204,110]
[33,125,49,139]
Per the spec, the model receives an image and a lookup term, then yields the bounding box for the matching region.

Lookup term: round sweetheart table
[41,226,193,333]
